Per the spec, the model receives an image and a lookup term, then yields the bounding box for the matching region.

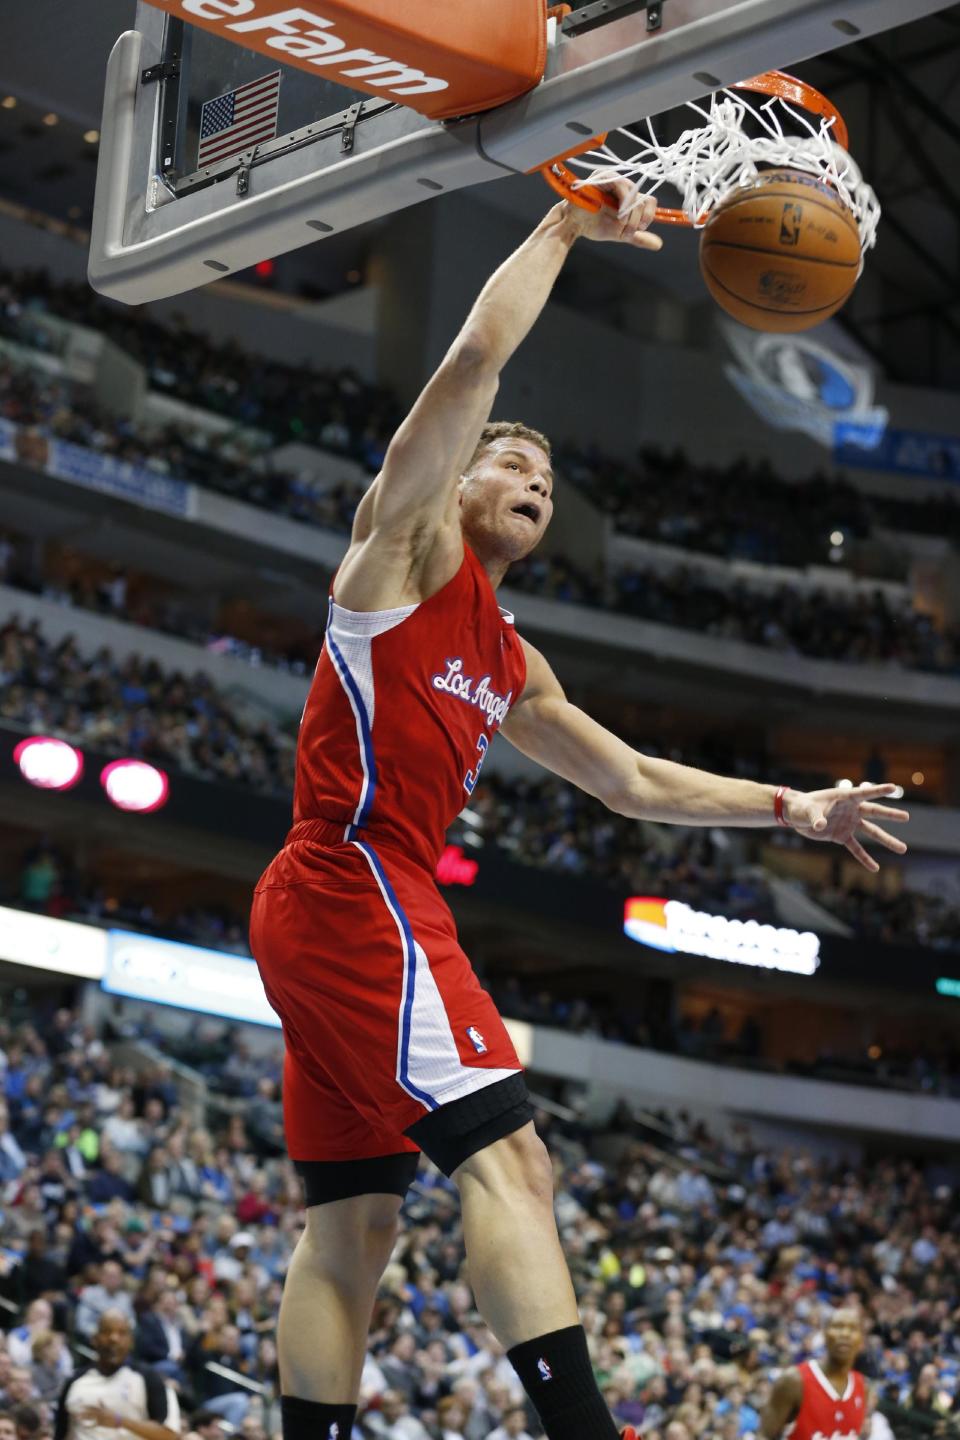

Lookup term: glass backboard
[89,0,955,304]
[160,17,379,189]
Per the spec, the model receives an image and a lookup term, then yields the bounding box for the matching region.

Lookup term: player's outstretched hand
[567,177,662,251]
[784,781,909,872]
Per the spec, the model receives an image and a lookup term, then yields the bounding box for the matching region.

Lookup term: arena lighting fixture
[623,896,821,976]
[14,736,84,791]
[100,758,170,813]
[1,97,16,110]
[42,112,59,127]
[83,129,100,144]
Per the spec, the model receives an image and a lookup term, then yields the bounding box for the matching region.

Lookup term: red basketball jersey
[294,546,527,872]
[786,1361,867,1440]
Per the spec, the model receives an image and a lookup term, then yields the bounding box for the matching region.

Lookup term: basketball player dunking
[762,1309,869,1440]
[249,182,908,1440]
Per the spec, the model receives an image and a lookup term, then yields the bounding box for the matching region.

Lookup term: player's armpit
[760,1370,804,1438]
[332,340,495,608]
[502,639,639,809]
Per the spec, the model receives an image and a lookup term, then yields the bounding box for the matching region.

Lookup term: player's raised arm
[368,184,660,537]
[336,185,660,609]
[503,639,909,871]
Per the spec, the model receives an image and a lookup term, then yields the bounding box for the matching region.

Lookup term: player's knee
[361,1200,402,1259]
[301,1193,401,1270]
[511,1126,555,1205]
[457,1123,554,1208]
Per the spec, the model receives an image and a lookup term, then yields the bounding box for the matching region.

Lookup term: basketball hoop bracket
[561,0,665,37]
[341,103,365,156]
[141,59,180,84]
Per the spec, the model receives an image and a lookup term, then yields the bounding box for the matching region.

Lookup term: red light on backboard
[14,736,84,790]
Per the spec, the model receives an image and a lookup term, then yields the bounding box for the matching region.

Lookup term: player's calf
[455,1126,620,1440]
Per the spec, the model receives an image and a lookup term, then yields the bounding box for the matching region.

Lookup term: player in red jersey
[249,181,908,1440]
[761,1309,869,1440]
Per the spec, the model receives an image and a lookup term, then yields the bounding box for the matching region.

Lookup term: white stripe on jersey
[326,599,416,841]
[352,840,519,1109]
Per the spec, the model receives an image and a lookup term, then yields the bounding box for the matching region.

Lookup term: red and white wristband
[774,785,792,827]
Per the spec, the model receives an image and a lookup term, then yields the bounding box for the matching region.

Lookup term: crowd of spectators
[462,772,960,956]
[487,983,960,1100]
[6,266,960,568]
[820,883,960,953]
[3,270,960,957]
[8,825,960,1101]
[507,556,960,677]
[464,772,777,919]
[0,1008,959,1440]
[0,357,367,534]
[0,269,399,468]
[609,569,957,676]
[558,442,960,568]
[1,582,957,954]
[4,269,960,682]
[4,484,958,681]
[4,351,960,680]
[11,840,251,958]
[0,527,322,680]
[0,615,297,795]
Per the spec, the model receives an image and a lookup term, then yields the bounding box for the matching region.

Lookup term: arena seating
[2,591,956,951]
[0,1008,955,1440]
[2,354,957,676]
[559,442,960,568]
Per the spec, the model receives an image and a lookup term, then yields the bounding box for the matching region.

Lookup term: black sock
[280,1396,357,1440]
[507,1325,620,1440]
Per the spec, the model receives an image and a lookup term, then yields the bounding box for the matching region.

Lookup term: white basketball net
[562,87,881,253]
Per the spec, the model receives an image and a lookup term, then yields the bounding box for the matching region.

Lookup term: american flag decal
[198,70,281,169]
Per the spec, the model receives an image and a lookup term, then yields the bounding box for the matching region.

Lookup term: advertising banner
[0,905,107,979]
[103,930,280,1028]
[835,424,960,482]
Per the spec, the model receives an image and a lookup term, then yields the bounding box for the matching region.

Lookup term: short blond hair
[467,421,552,473]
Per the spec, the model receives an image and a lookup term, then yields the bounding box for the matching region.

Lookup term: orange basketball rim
[540,71,851,224]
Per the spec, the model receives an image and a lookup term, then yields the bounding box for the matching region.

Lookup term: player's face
[824,1310,862,1365]
[459,438,554,561]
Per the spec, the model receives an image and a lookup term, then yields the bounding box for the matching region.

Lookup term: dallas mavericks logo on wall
[721,319,888,451]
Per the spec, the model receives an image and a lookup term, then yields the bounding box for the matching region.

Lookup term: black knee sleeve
[294,1152,419,1207]
[281,1397,356,1440]
[404,1073,534,1176]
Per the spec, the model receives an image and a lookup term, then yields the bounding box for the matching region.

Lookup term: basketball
[699,169,862,332]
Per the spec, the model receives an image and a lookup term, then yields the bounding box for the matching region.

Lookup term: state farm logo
[181,2,449,96]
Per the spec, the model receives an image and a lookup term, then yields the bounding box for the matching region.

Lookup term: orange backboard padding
[142,0,547,122]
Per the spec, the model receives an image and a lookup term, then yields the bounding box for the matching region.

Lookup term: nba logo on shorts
[537,1358,553,1382]
[328,1427,339,1440]
[466,1025,487,1054]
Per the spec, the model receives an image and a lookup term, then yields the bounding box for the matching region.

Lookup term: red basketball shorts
[249,822,523,1164]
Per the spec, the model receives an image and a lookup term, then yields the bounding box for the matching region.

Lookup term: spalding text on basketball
[181,1,450,96]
